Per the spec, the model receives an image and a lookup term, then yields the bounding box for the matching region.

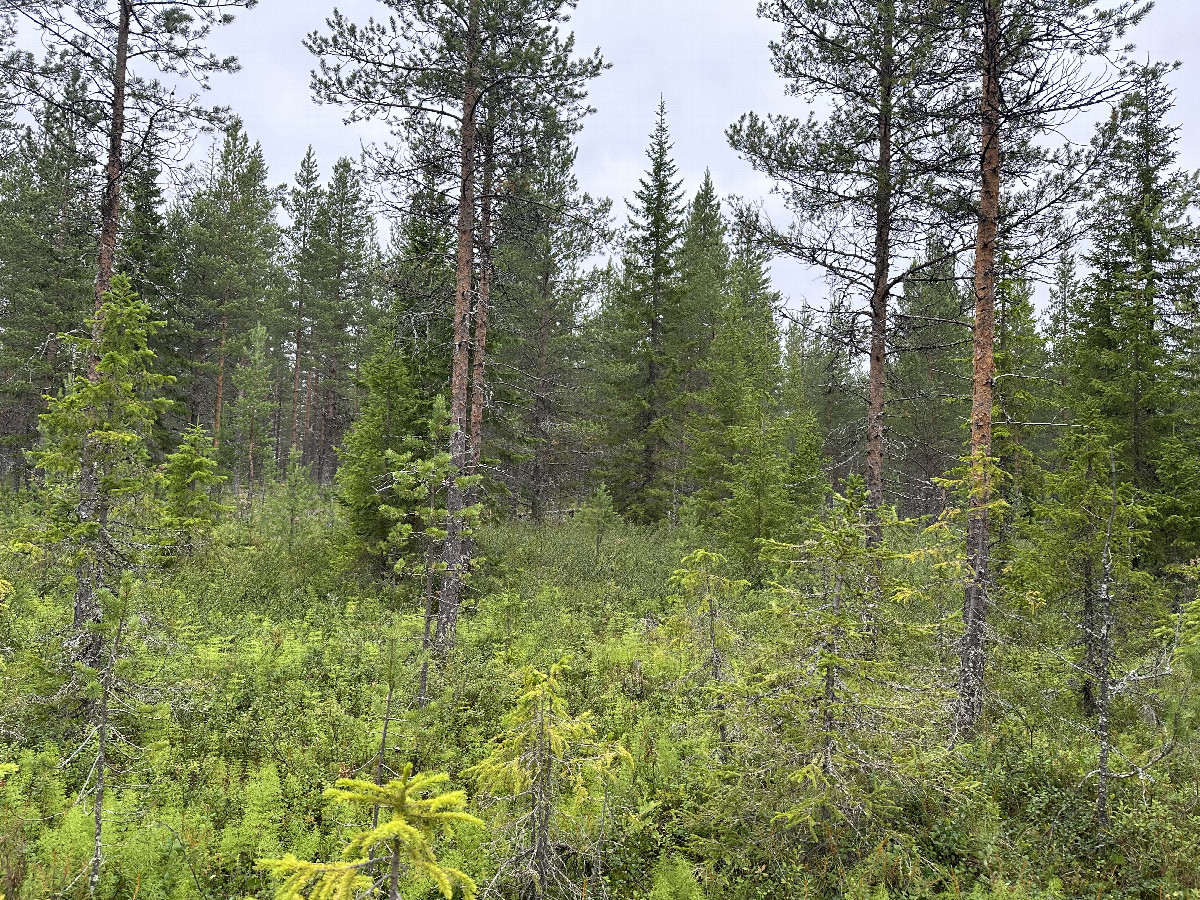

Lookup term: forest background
[1,1,1200,899]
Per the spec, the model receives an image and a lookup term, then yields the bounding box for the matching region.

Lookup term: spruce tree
[228,323,275,497]
[0,77,99,483]
[600,101,686,523]
[686,236,823,575]
[1064,63,1200,562]
[674,169,729,401]
[486,118,610,520]
[25,273,170,666]
[337,343,432,569]
[467,660,630,900]
[889,240,971,516]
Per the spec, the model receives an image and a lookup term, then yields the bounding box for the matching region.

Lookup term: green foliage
[259,767,481,900]
[30,274,170,497]
[161,422,227,548]
[648,855,702,900]
[336,343,431,567]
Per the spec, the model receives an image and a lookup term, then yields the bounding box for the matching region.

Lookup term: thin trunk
[290,300,305,450]
[707,575,729,750]
[822,572,844,776]
[317,372,330,484]
[1096,456,1119,834]
[469,115,495,481]
[368,674,396,878]
[418,539,438,708]
[530,266,554,522]
[72,437,104,668]
[955,0,1002,740]
[436,0,481,654]
[865,0,895,544]
[213,314,228,448]
[77,1,130,673]
[92,0,131,370]
[303,372,316,463]
[1081,555,1099,716]
[88,617,123,896]
[389,837,401,900]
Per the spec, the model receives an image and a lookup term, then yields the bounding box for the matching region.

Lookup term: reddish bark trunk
[956,0,1003,739]
[435,0,481,654]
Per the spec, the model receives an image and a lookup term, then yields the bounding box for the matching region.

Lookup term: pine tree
[729,0,962,533]
[170,121,281,441]
[950,0,1149,738]
[308,157,379,483]
[308,0,605,654]
[0,75,99,484]
[283,147,325,460]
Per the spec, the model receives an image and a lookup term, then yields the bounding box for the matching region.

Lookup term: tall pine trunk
[213,313,228,448]
[290,300,305,452]
[469,120,495,484]
[93,0,130,356]
[956,0,1003,739]
[530,265,555,522]
[435,0,481,653]
[865,0,895,544]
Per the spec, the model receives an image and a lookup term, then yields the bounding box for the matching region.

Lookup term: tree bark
[303,371,316,463]
[88,616,123,896]
[213,314,228,448]
[468,118,494,483]
[530,265,555,522]
[92,0,131,368]
[955,0,1003,739]
[1095,456,1119,834]
[435,0,481,654]
[865,0,895,544]
[290,300,305,452]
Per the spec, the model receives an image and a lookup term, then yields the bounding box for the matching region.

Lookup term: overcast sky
[202,0,1200,307]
